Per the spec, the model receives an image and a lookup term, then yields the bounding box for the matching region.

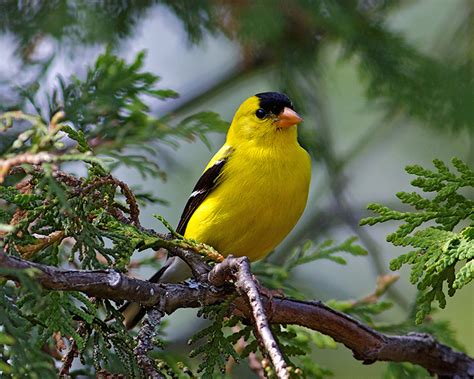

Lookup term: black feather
[255,92,294,115]
[176,158,228,235]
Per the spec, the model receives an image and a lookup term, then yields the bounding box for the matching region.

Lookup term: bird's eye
[255,108,266,119]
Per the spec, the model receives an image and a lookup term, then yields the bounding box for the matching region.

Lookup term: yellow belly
[184,144,311,261]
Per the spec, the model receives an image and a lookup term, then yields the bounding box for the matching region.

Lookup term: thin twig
[0,152,57,183]
[59,322,89,377]
[137,225,215,281]
[209,256,288,379]
[82,176,140,227]
[133,307,165,379]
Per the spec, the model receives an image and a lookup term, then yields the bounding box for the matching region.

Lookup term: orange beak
[276,107,303,128]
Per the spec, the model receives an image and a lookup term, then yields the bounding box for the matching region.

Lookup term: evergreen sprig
[361,158,474,322]
[86,301,141,378]
[0,284,57,378]
[50,49,178,143]
[19,291,96,349]
[12,49,228,178]
[286,237,368,269]
[188,297,242,378]
[51,49,227,174]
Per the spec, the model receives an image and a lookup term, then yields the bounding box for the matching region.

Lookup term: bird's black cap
[255,92,294,115]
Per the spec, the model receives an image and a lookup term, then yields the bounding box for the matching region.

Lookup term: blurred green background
[1,0,472,377]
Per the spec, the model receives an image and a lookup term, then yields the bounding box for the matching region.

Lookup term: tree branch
[136,224,219,281]
[0,152,57,183]
[134,308,165,379]
[1,251,473,378]
[265,298,474,377]
[59,322,88,377]
[0,252,227,313]
[209,256,289,378]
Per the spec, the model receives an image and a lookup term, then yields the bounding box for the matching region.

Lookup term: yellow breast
[184,142,311,261]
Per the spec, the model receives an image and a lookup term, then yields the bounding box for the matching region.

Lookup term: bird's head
[227,92,303,145]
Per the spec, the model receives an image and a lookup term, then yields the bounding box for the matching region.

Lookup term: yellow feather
[184,95,311,261]
[122,93,311,328]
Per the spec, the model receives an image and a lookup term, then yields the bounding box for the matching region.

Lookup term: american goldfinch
[123,92,311,328]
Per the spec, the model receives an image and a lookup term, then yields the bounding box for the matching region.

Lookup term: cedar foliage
[361,159,474,323]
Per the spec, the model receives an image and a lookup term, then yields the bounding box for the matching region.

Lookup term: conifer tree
[1,1,473,378]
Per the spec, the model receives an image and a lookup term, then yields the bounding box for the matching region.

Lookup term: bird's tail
[121,256,191,329]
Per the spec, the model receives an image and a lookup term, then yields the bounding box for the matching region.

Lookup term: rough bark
[1,251,473,378]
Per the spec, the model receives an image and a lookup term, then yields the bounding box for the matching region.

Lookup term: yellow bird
[123,92,311,328]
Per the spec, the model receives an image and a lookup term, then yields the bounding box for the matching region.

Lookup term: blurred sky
[0,1,472,377]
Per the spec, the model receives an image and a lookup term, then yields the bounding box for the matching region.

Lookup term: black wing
[176,158,228,235]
